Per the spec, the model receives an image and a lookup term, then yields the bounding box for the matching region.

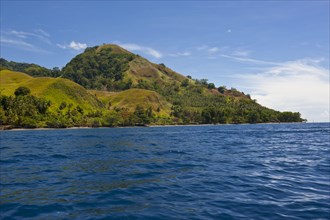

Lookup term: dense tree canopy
[62,46,134,90]
[14,87,31,96]
[0,58,60,77]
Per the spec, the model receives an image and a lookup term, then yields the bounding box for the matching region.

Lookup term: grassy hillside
[126,54,187,85]
[0,70,33,93]
[90,88,172,116]
[0,70,103,112]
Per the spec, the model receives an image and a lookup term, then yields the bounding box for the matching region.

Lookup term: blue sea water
[0,123,329,220]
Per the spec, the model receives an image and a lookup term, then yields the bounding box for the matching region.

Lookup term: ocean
[1,123,329,219]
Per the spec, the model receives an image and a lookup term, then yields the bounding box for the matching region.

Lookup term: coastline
[0,126,92,131]
[0,121,317,132]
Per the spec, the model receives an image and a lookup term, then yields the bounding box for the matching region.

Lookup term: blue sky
[1,1,329,122]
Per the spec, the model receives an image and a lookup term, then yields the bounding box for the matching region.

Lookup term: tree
[59,101,67,110]
[134,105,149,125]
[248,111,260,124]
[61,46,132,90]
[207,83,215,89]
[218,86,226,94]
[14,87,30,96]
[278,112,303,122]
[181,79,189,87]
[76,105,84,115]
[51,67,61,77]
[146,106,153,118]
[196,79,208,86]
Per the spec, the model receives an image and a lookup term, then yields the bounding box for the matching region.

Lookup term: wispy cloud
[10,31,29,39]
[36,29,50,38]
[0,36,49,53]
[196,45,208,51]
[226,56,329,122]
[300,41,323,48]
[0,28,53,53]
[220,54,278,65]
[232,49,250,57]
[118,43,163,59]
[57,41,87,51]
[195,45,222,55]
[0,36,34,48]
[169,51,191,57]
[9,29,51,44]
[56,44,66,49]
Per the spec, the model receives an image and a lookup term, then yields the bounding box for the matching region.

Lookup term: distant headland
[0,44,305,129]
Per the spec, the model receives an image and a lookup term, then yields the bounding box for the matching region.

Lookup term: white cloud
[118,43,162,58]
[57,41,87,51]
[69,41,87,50]
[233,58,329,122]
[208,47,219,53]
[227,29,232,33]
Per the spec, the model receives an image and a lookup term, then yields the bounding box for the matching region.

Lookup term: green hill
[61,44,188,91]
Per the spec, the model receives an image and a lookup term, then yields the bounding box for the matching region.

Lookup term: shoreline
[0,126,92,131]
[0,121,322,132]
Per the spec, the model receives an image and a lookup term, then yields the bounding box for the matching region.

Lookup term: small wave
[0,146,10,150]
[10,204,71,219]
[94,143,107,148]
[156,150,188,156]
[0,159,20,164]
[81,135,99,139]
[51,154,68,159]
[12,154,41,160]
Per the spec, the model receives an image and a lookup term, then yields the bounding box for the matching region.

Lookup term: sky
[1,1,329,122]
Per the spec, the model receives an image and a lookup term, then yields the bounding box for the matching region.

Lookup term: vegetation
[0,58,60,77]
[61,45,135,90]
[90,88,171,116]
[0,44,306,129]
[0,70,103,112]
[0,87,51,128]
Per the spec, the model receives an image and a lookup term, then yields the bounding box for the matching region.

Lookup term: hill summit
[61,44,187,91]
[0,44,305,129]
